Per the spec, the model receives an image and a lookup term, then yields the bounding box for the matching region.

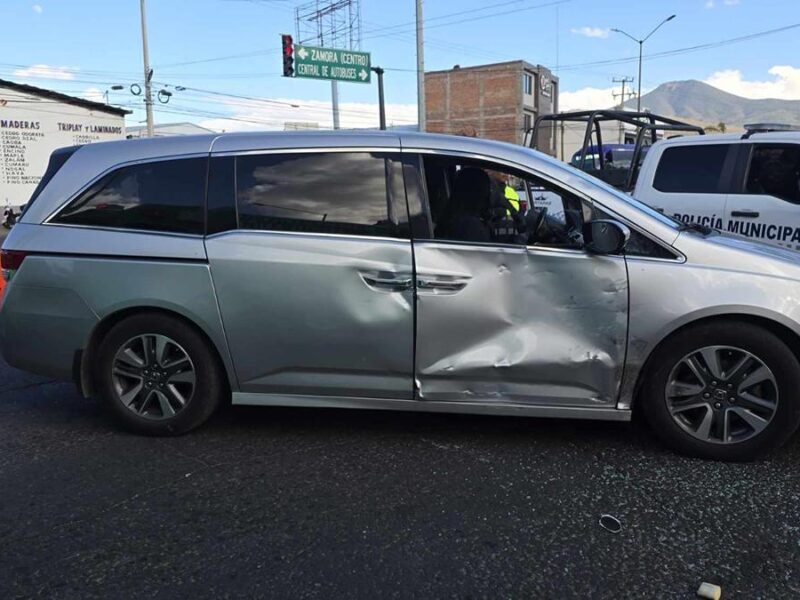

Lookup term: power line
[362,0,570,38]
[556,22,800,72]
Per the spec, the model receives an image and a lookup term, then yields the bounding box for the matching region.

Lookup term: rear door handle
[731,210,760,218]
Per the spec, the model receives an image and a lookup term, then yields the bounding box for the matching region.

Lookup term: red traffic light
[281,34,294,77]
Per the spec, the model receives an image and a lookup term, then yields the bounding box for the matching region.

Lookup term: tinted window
[653,144,729,193]
[54,158,206,234]
[236,152,402,238]
[745,144,800,203]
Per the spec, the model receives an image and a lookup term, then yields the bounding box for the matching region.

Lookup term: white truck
[634,124,800,250]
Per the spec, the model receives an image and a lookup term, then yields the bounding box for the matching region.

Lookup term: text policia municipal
[674,212,800,244]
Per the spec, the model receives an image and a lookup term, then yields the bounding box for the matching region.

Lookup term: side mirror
[583,219,630,255]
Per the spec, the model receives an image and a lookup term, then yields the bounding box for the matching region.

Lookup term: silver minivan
[4,131,800,460]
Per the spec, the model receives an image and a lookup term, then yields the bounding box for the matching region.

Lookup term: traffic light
[282,34,294,77]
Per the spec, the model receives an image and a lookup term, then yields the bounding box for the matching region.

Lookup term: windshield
[557,156,682,230]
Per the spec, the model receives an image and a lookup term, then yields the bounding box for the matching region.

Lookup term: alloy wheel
[111,334,196,420]
[665,345,778,444]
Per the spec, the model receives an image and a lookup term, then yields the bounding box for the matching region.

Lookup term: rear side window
[236,152,403,238]
[653,144,729,193]
[53,158,206,234]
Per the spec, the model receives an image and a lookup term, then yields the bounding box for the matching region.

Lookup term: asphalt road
[2,360,800,599]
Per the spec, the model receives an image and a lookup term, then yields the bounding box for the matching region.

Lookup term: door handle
[416,278,469,294]
[731,210,760,218]
[360,273,413,292]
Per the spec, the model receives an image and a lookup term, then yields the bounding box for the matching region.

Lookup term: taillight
[1,250,28,281]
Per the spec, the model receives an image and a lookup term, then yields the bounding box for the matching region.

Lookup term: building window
[523,113,533,132]
[523,73,533,95]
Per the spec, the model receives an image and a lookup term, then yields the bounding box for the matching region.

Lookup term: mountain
[623,80,800,128]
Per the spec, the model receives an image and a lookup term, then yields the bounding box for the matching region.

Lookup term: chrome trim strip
[232,392,632,421]
[414,239,588,256]
[40,222,204,239]
[204,228,411,244]
[212,146,401,157]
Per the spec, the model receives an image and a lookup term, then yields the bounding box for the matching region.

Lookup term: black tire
[95,312,226,436]
[640,321,800,461]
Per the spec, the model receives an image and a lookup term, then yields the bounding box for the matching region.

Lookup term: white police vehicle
[634,124,800,250]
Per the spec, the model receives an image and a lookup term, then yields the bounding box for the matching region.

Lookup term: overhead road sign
[293,44,371,84]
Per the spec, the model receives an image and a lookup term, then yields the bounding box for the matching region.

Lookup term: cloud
[32,4,42,14]
[706,0,739,8]
[12,64,75,80]
[196,96,417,132]
[558,86,618,111]
[704,65,800,100]
[558,64,800,114]
[570,26,609,39]
[83,87,105,104]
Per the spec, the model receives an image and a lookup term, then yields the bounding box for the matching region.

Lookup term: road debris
[697,582,722,599]
[598,514,622,534]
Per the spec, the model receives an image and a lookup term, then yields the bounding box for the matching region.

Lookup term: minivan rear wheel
[96,313,225,435]
[641,321,800,461]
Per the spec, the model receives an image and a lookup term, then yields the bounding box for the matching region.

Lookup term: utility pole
[331,81,340,129]
[612,14,676,113]
[415,0,425,132]
[612,76,635,143]
[139,0,154,137]
[371,67,386,130]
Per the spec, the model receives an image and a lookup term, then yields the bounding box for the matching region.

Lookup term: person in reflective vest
[504,184,520,216]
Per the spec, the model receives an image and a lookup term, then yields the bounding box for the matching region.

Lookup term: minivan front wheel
[641,322,800,460]
[96,313,225,435]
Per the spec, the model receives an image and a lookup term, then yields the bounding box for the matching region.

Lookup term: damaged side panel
[413,242,629,407]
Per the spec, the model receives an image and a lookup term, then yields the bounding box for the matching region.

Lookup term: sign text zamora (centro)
[292,44,371,84]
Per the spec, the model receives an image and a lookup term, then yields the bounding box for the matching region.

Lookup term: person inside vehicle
[486,171,526,244]
[436,166,493,243]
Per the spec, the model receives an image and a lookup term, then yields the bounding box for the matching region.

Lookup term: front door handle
[416,278,469,294]
[731,209,760,218]
[360,272,413,292]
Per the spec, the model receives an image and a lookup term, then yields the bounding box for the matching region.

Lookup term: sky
[1,0,799,131]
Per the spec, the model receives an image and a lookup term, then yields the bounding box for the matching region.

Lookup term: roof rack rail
[741,123,800,139]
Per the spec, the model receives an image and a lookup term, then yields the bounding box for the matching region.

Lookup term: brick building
[424,60,558,153]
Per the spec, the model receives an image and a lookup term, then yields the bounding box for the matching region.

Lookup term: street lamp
[612,14,676,112]
[103,85,125,105]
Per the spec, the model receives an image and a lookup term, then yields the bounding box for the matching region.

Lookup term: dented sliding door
[413,242,629,407]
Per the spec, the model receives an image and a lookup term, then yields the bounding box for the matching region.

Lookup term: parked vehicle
[3,131,800,460]
[569,143,649,172]
[526,109,704,192]
[634,124,800,251]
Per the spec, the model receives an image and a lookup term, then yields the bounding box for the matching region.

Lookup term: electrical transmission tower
[295,0,362,129]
